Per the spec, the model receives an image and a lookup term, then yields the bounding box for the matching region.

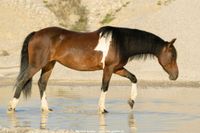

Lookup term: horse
[8,26,178,113]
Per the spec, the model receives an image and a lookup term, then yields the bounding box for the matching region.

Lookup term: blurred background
[0,0,200,83]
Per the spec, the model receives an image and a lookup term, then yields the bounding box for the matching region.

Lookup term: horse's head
[158,38,178,80]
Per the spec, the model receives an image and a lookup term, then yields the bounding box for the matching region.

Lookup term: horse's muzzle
[169,72,178,80]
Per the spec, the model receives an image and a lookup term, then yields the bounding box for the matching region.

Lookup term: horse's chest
[94,32,112,68]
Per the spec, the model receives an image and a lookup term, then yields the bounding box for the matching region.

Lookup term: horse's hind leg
[114,67,137,109]
[8,66,40,111]
[38,61,55,112]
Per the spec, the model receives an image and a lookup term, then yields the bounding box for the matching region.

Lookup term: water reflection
[6,109,136,131]
[128,112,137,133]
[40,112,48,129]
[98,112,137,133]
[7,112,20,127]
[7,111,48,129]
[7,111,137,132]
[98,114,106,132]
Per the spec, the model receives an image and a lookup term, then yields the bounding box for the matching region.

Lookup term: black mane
[99,26,167,60]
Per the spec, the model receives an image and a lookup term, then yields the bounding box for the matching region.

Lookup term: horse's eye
[172,53,176,59]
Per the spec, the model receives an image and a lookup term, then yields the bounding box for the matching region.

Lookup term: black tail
[15,32,36,98]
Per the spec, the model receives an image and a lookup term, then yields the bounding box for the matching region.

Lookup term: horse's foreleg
[114,68,137,109]
[99,66,113,114]
[38,61,55,112]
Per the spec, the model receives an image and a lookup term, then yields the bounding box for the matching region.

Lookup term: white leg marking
[41,92,49,111]
[98,91,107,112]
[9,98,19,110]
[94,32,112,68]
[131,83,137,101]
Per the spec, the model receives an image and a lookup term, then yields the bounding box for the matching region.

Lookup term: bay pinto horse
[8,26,178,113]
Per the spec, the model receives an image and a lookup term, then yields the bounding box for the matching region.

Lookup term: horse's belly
[57,50,103,71]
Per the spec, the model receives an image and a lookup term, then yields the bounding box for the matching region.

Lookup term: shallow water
[0,81,200,133]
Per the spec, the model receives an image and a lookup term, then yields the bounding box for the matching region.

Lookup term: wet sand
[0,80,200,133]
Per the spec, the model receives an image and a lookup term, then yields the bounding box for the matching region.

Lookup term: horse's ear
[168,38,176,47]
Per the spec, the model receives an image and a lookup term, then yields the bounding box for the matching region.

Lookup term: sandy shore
[0,0,200,82]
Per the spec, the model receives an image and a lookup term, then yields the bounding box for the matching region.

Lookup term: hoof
[7,108,15,113]
[7,103,16,112]
[99,108,109,114]
[102,109,109,114]
[48,108,53,111]
[42,108,53,112]
[128,99,135,109]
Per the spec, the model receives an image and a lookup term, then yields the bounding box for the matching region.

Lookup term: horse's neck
[125,40,164,59]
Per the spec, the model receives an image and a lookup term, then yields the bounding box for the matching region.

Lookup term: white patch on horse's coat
[9,98,19,109]
[98,91,107,112]
[94,32,112,68]
[131,83,137,101]
[41,92,49,111]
